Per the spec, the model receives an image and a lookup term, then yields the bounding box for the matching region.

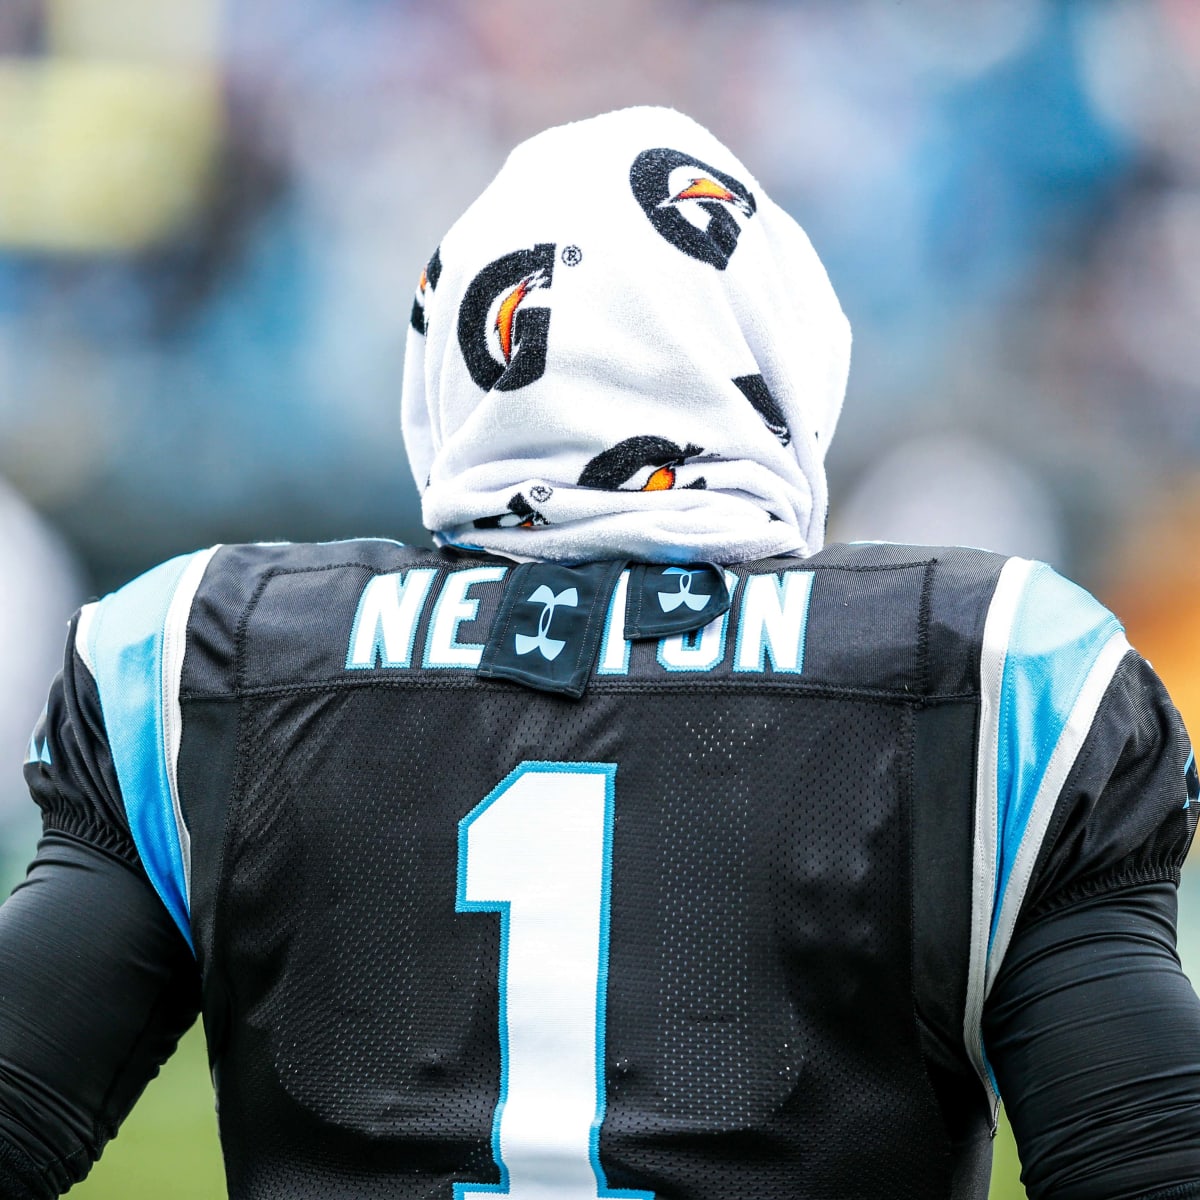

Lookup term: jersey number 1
[456,762,652,1200]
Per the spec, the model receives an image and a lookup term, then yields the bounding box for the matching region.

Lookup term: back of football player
[2,108,1199,1200]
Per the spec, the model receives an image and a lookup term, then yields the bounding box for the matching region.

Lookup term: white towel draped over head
[401,106,852,564]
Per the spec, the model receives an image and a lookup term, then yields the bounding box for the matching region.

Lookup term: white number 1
[456,763,653,1200]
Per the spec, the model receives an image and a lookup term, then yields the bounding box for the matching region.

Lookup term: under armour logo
[657,568,710,613]
[515,585,579,661]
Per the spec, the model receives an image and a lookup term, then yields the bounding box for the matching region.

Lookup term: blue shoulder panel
[88,550,211,949]
[992,562,1123,941]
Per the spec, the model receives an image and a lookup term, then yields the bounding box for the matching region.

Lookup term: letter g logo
[458,243,556,392]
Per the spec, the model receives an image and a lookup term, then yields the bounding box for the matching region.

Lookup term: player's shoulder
[77,539,466,698]
[795,541,1007,697]
[802,542,1126,699]
[196,538,450,598]
[809,538,1009,609]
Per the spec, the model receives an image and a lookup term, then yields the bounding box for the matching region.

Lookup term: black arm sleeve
[985,883,1200,1200]
[0,615,201,1199]
[984,652,1200,1200]
[0,834,200,1199]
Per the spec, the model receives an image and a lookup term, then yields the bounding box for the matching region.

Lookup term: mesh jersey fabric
[10,538,1200,1200]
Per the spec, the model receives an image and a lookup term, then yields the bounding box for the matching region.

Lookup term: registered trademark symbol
[561,245,582,267]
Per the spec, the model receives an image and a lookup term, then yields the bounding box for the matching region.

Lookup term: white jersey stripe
[161,544,221,909]
[74,602,99,678]
[964,557,1034,1111]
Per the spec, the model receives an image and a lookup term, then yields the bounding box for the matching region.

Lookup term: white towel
[401,106,851,564]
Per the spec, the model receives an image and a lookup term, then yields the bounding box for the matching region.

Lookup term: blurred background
[0,0,1197,1195]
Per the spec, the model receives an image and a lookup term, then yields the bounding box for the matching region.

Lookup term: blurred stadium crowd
[0,0,1198,856]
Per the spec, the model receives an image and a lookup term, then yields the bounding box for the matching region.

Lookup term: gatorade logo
[630,147,757,270]
[410,246,442,336]
[578,435,708,492]
[458,243,556,391]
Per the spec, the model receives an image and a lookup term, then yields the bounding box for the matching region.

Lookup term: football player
[1,107,1198,1200]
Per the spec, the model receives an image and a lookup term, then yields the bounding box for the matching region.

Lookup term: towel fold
[401,106,851,564]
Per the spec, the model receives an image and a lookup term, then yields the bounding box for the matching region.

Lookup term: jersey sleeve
[963,557,1198,1109]
[1022,647,1196,917]
[979,654,1200,1200]
[26,547,222,949]
[22,610,138,869]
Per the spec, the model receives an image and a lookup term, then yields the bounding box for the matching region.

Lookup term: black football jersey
[21,539,1198,1199]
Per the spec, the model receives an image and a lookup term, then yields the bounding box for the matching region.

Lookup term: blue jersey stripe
[89,550,211,949]
[991,562,1124,947]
